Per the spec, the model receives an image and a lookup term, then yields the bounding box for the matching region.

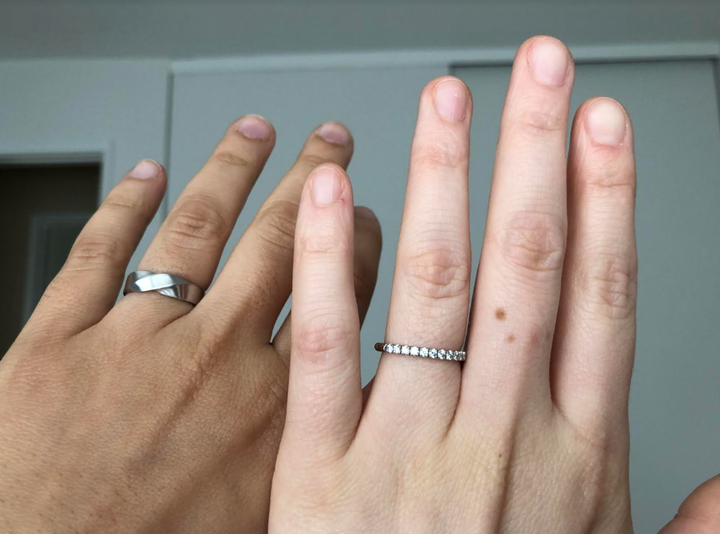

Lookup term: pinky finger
[284,163,361,461]
[27,160,166,338]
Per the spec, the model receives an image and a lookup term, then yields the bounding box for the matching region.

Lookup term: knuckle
[299,222,349,258]
[298,152,331,171]
[66,234,123,271]
[412,135,466,170]
[104,187,148,215]
[164,195,228,252]
[295,312,353,363]
[513,109,566,138]
[212,149,255,170]
[578,252,638,320]
[580,166,636,200]
[498,211,566,276]
[253,200,299,257]
[402,244,470,301]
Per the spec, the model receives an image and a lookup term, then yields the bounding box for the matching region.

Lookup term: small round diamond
[401,345,410,355]
[410,346,419,356]
[429,348,438,359]
[438,349,446,360]
[392,344,401,354]
[419,347,429,357]
[446,351,455,360]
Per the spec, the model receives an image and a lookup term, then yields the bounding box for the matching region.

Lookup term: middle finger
[459,36,575,421]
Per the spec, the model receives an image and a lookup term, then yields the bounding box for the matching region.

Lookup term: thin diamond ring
[374,343,466,362]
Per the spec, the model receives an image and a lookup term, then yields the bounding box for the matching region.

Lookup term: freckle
[498,453,503,458]
[506,333,516,344]
[495,308,506,320]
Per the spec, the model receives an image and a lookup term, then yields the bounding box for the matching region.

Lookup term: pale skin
[0,35,717,534]
[270,36,719,533]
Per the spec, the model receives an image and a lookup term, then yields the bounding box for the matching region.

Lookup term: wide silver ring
[123,271,204,305]
[375,342,466,362]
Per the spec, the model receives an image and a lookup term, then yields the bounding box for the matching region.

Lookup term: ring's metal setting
[123,271,204,305]
[374,342,466,362]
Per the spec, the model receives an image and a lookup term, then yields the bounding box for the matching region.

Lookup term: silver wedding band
[123,271,204,305]
[375,342,466,362]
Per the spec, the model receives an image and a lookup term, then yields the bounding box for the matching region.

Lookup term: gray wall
[1,1,720,60]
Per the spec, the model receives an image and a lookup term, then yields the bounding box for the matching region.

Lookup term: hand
[271,36,637,533]
[0,119,382,533]
[659,474,720,533]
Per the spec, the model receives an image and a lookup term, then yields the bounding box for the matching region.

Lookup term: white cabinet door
[169,65,447,381]
[457,60,720,532]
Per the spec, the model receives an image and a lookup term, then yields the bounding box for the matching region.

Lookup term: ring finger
[366,76,473,435]
[121,115,276,319]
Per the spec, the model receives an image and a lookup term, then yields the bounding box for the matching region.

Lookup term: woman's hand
[0,119,382,533]
[272,36,637,533]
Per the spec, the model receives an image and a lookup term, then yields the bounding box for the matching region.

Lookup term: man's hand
[0,118,382,533]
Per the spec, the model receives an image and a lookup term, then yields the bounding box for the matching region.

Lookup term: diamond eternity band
[374,343,466,362]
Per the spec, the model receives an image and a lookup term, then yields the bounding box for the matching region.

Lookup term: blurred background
[1,0,719,530]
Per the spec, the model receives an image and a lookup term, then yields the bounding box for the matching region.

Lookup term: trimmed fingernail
[236,115,272,140]
[528,39,569,87]
[316,122,352,146]
[311,166,343,206]
[433,78,468,122]
[586,99,627,146]
[130,159,161,179]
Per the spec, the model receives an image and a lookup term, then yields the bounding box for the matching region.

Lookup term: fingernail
[236,115,272,140]
[586,99,627,146]
[311,166,343,206]
[130,159,161,179]
[316,122,352,146]
[433,78,468,122]
[528,39,569,87]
